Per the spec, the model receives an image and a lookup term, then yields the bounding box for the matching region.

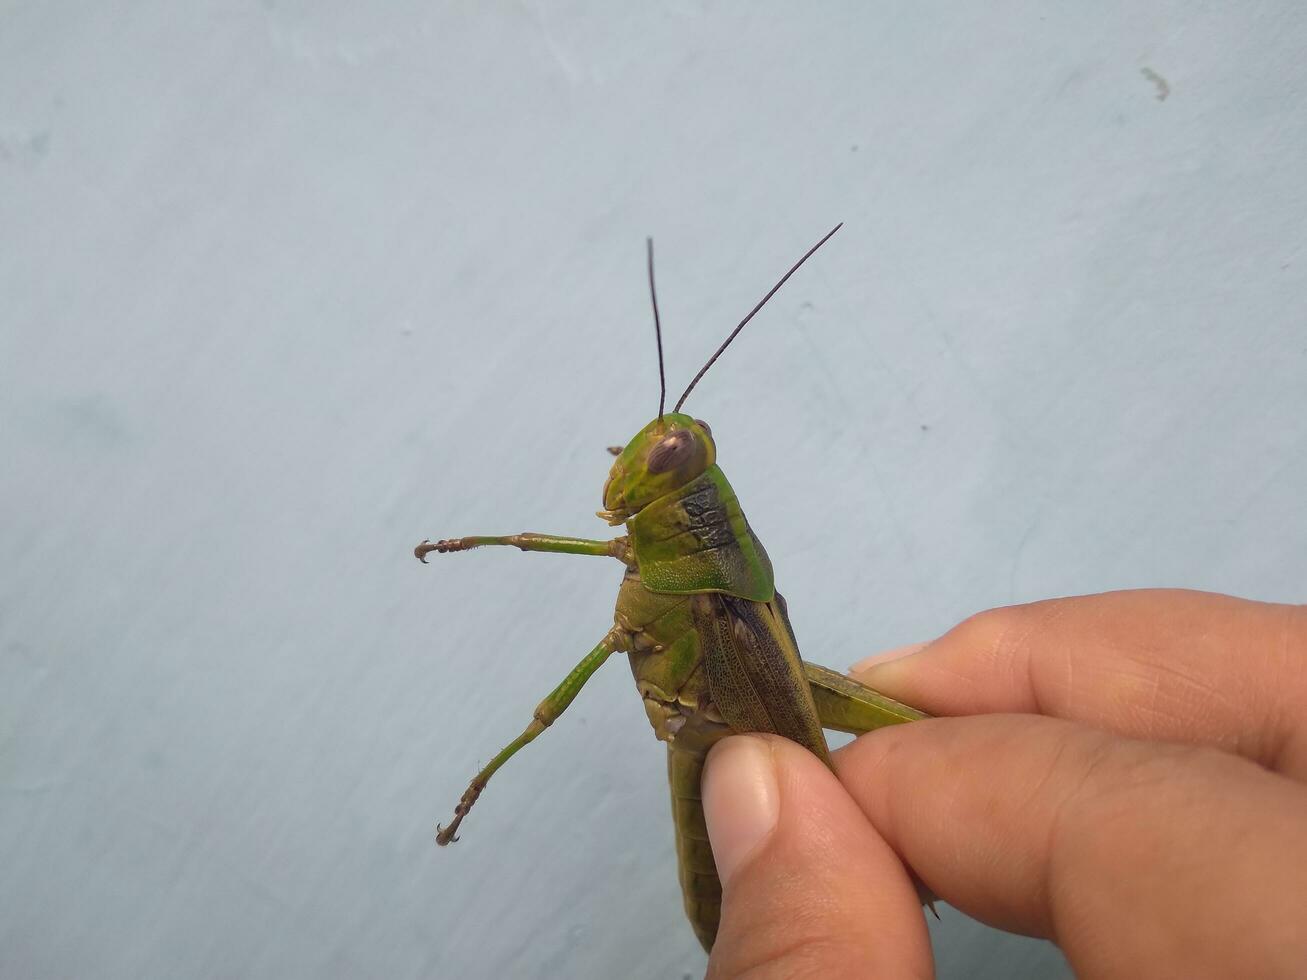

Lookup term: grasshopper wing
[695,593,832,766]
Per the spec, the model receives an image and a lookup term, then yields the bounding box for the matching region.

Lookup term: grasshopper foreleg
[415,533,630,565]
[436,628,623,845]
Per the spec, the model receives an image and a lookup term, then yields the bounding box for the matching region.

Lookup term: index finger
[853,590,1307,778]
[833,713,1307,978]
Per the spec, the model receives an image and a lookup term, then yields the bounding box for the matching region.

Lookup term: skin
[700,589,1307,979]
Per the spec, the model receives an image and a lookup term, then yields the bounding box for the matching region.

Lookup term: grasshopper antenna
[647,237,666,420]
[673,222,842,413]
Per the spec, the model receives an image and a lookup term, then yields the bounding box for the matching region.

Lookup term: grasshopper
[417,224,928,951]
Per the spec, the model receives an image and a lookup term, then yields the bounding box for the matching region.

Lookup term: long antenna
[673,222,842,413]
[647,237,666,420]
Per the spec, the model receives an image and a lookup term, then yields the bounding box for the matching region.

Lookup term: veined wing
[695,592,831,766]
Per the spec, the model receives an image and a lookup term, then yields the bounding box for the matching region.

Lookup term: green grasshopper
[417,224,928,951]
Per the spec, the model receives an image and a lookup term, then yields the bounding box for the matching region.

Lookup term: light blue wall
[3,4,1304,977]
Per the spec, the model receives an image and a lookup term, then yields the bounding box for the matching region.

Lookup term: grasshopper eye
[646,431,694,474]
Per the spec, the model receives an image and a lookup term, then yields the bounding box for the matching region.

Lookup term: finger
[702,735,933,980]
[836,714,1307,978]
[853,589,1307,777]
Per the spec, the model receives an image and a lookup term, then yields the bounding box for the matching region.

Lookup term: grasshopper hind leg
[804,659,939,914]
[804,661,929,733]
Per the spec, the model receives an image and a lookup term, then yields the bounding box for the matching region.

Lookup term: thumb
[702,735,933,980]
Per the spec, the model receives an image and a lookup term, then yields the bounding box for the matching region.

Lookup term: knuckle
[947,603,1042,658]
[943,599,1074,684]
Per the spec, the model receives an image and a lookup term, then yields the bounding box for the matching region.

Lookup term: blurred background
[3,3,1305,977]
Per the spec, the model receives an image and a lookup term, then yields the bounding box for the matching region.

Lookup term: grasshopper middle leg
[436,628,623,845]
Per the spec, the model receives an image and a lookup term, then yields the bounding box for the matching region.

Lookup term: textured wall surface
[3,3,1305,978]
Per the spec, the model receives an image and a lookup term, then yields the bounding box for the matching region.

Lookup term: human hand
[700,589,1307,979]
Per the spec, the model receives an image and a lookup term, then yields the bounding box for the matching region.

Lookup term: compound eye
[646,430,694,474]
[694,419,712,439]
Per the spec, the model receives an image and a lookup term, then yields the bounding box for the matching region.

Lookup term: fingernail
[702,736,780,886]
[850,642,928,675]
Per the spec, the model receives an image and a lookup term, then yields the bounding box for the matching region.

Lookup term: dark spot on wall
[1141,67,1170,102]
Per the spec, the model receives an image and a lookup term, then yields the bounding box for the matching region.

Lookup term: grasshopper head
[599,413,715,524]
[602,225,839,526]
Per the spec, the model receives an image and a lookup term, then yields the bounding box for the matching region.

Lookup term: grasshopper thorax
[599,413,716,526]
